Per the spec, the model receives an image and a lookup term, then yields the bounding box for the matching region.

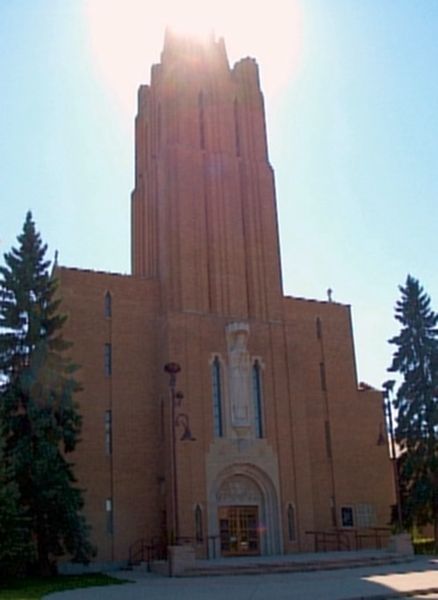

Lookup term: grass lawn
[0,573,129,600]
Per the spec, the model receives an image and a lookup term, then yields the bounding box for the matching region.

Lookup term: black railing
[306,527,391,553]
[128,537,168,571]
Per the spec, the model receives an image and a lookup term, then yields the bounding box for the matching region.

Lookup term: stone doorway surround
[207,462,282,557]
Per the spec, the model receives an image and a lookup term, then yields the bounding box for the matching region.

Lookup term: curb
[344,586,438,599]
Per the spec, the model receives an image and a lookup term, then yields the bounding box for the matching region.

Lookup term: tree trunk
[37,535,52,577]
[434,517,438,552]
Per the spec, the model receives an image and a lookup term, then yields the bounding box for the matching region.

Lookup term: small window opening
[252,360,264,438]
[104,343,112,376]
[195,505,203,542]
[157,104,162,151]
[324,420,332,459]
[212,356,223,437]
[316,317,322,339]
[106,498,113,534]
[234,99,241,157]
[199,91,206,150]
[104,291,112,318]
[105,410,112,455]
[341,506,354,528]
[319,362,327,391]
[287,504,296,541]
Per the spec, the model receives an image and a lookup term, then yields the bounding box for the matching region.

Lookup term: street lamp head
[164,362,181,375]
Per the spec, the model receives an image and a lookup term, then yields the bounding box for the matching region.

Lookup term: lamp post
[164,362,195,545]
[382,380,403,529]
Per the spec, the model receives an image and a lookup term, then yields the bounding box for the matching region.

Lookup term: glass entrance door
[219,506,260,556]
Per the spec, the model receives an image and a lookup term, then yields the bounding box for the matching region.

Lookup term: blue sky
[1,1,437,389]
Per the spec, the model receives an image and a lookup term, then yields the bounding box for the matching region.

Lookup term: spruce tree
[0,212,94,575]
[0,421,33,578]
[388,275,438,544]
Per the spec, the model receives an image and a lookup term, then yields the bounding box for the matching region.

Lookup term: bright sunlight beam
[82,0,303,119]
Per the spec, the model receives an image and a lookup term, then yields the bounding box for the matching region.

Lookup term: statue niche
[226,322,251,428]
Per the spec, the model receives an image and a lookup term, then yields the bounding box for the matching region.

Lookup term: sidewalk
[45,556,438,600]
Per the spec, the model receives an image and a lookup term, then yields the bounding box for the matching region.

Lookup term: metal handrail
[306,527,391,552]
[128,537,168,570]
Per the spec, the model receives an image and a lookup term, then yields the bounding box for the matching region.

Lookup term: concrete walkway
[45,556,438,600]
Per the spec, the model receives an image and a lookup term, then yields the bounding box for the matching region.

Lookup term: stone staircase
[180,552,416,578]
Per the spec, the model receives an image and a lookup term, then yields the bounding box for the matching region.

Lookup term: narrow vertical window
[195,504,203,542]
[105,410,112,455]
[198,91,205,150]
[287,503,296,541]
[157,104,162,151]
[212,357,223,437]
[104,291,112,318]
[341,506,354,528]
[325,420,332,459]
[160,398,165,441]
[316,317,322,339]
[106,498,113,534]
[252,360,264,438]
[104,343,112,376]
[234,99,241,157]
[319,362,327,391]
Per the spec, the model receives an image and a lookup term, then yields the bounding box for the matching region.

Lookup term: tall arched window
[252,360,264,438]
[287,503,296,541]
[211,356,223,437]
[104,291,112,318]
[195,504,203,542]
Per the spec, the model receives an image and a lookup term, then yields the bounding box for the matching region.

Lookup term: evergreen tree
[0,421,33,578]
[0,212,94,575]
[388,275,438,544]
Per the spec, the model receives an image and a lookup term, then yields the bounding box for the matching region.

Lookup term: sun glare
[82,0,303,119]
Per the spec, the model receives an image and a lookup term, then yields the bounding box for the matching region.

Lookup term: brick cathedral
[57,31,394,564]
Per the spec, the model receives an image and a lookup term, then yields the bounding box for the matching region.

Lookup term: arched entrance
[218,477,262,556]
[209,464,282,557]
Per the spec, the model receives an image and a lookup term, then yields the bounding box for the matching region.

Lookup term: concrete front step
[182,554,415,578]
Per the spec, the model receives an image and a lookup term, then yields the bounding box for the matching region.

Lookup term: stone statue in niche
[226,322,251,427]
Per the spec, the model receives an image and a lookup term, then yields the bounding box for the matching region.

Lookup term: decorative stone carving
[226,322,251,427]
[217,475,261,504]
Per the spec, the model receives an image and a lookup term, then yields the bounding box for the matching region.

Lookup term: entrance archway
[209,464,281,556]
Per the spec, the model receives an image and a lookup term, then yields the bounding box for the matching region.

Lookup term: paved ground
[46,556,438,600]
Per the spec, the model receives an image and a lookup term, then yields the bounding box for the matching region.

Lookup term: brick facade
[57,31,394,563]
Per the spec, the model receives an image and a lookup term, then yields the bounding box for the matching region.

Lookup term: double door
[219,506,260,556]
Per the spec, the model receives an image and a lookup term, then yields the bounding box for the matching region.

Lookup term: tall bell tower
[131,30,283,320]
